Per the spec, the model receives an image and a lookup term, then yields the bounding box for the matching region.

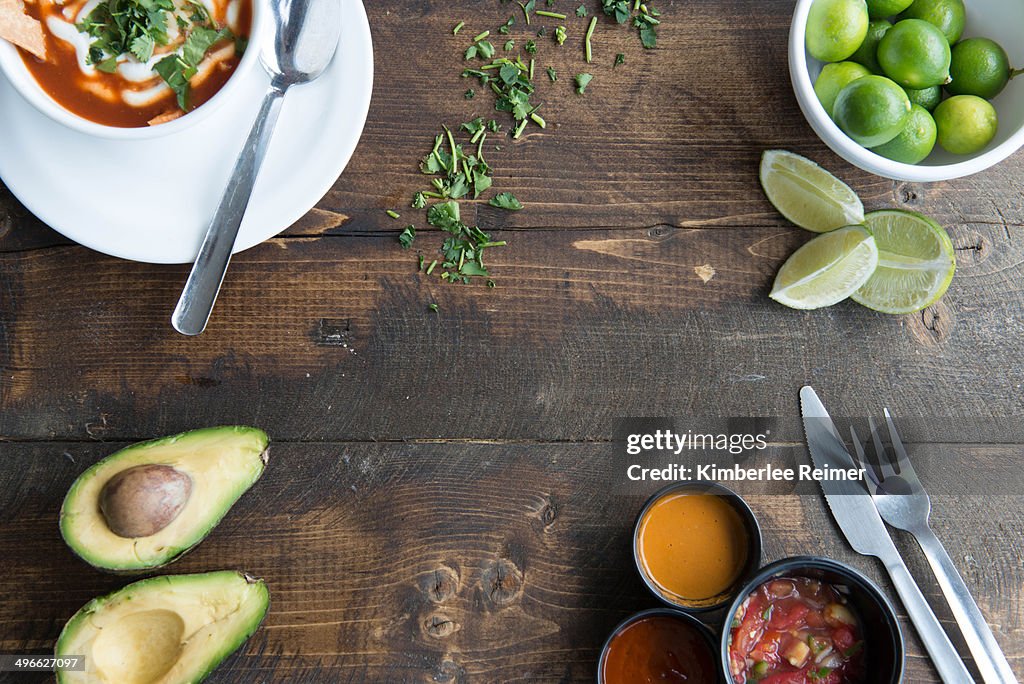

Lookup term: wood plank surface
[0,442,1022,683]
[1,0,1024,681]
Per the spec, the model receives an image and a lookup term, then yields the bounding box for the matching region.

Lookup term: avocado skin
[55,570,270,684]
[60,426,269,573]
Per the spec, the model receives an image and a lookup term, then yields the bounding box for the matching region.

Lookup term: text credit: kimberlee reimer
[624,429,862,482]
[611,419,864,493]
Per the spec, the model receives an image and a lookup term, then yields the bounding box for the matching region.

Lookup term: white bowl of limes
[789,0,1024,181]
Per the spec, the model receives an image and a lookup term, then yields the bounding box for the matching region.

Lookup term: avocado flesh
[56,570,269,684]
[61,426,269,572]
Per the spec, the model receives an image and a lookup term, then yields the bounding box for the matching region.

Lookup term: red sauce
[18,0,251,127]
[601,614,717,684]
[728,577,865,684]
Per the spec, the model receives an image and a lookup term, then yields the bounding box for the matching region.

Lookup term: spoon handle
[172,83,286,336]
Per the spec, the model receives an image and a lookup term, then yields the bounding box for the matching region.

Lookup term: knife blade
[800,386,973,684]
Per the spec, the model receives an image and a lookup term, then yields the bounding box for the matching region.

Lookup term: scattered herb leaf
[398,225,416,248]
[574,72,593,94]
[490,192,524,211]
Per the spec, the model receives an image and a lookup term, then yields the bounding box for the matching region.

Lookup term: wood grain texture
[1,0,1024,681]
[1,0,1023,439]
[0,442,1022,683]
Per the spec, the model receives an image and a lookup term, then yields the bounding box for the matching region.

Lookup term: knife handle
[883,552,974,683]
[913,525,1019,684]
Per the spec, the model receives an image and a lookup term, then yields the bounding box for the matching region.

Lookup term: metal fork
[850,411,1018,684]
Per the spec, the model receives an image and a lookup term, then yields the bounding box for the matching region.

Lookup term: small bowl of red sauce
[599,608,723,684]
[722,557,904,684]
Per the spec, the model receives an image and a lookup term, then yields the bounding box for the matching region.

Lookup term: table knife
[800,386,973,684]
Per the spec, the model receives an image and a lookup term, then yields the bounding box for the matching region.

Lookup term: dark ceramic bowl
[720,556,905,684]
[632,481,763,612]
[597,607,724,684]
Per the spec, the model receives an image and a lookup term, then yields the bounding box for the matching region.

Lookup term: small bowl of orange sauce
[633,482,762,612]
[598,608,722,684]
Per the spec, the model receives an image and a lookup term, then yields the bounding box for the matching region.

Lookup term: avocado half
[60,426,269,572]
[55,570,269,684]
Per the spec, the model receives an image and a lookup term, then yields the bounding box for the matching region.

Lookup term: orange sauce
[18,0,251,127]
[636,492,749,604]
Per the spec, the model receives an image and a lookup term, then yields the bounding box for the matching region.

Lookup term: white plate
[0,0,372,263]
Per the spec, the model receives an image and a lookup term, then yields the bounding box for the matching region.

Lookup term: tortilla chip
[148,109,183,126]
[0,0,46,60]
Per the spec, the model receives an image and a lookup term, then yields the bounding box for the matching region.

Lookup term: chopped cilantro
[398,225,416,248]
[574,72,593,94]
[490,192,523,211]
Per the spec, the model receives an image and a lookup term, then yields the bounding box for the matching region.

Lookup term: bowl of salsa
[0,0,264,137]
[722,557,904,684]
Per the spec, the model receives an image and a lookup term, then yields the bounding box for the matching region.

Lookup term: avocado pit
[99,464,193,538]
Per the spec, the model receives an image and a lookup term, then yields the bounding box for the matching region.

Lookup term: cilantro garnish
[489,192,523,211]
[398,225,416,249]
[601,0,661,47]
[421,200,507,284]
[154,25,232,110]
[574,72,593,94]
[78,0,234,112]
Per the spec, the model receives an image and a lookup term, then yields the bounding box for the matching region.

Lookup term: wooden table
[1,0,1023,681]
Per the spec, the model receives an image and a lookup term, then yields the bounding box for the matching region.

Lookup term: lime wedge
[851,209,955,313]
[771,225,878,309]
[760,150,865,233]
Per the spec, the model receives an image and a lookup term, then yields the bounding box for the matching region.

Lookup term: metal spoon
[172,0,342,335]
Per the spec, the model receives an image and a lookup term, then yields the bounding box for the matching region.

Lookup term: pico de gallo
[728,576,865,684]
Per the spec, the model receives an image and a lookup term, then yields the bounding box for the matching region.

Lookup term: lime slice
[760,150,865,233]
[851,209,955,313]
[771,225,879,310]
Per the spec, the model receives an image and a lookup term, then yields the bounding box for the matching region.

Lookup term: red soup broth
[728,577,866,684]
[19,0,252,127]
[601,614,717,684]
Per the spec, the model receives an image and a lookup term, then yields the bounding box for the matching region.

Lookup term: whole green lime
[947,37,1011,99]
[816,62,873,115]
[807,0,870,62]
[905,85,942,111]
[934,95,998,154]
[833,75,913,146]
[872,104,937,163]
[898,0,965,43]
[878,19,951,89]
[866,0,913,17]
[851,20,892,74]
